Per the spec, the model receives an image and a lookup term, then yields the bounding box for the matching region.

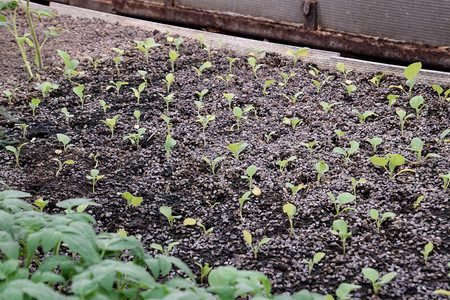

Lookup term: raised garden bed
[1,4,449,299]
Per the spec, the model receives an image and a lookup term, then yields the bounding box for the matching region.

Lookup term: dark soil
[1,9,449,299]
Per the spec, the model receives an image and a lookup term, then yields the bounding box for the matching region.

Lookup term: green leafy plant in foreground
[336,62,352,80]
[192,61,212,80]
[362,267,397,295]
[37,81,58,98]
[101,115,119,138]
[421,242,433,265]
[431,84,450,102]
[203,43,217,61]
[244,105,258,120]
[369,209,396,233]
[173,37,183,53]
[227,142,248,164]
[195,262,212,284]
[327,192,356,217]
[342,83,356,96]
[5,142,27,168]
[16,123,28,139]
[302,252,325,275]
[283,203,296,236]
[29,98,40,117]
[335,282,361,300]
[320,101,340,114]
[160,205,181,227]
[134,110,141,127]
[195,88,209,102]
[161,114,172,135]
[106,80,128,97]
[408,137,439,164]
[370,154,414,178]
[123,128,146,150]
[277,156,296,173]
[333,141,359,167]
[135,38,161,64]
[316,160,329,183]
[286,47,308,65]
[99,100,110,115]
[118,191,143,208]
[242,230,270,259]
[61,107,73,127]
[396,109,414,136]
[3,87,19,103]
[367,137,382,152]
[248,57,263,79]
[73,84,91,108]
[197,114,215,146]
[165,134,176,163]
[56,133,74,152]
[352,109,376,124]
[413,195,424,210]
[331,219,351,254]
[52,158,74,177]
[312,76,332,95]
[203,156,225,175]
[439,172,450,191]
[86,169,104,193]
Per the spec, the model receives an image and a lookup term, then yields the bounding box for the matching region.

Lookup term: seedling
[159,74,174,96]
[283,117,300,130]
[279,72,296,87]
[217,38,223,54]
[309,66,319,76]
[195,262,212,284]
[150,242,179,256]
[216,74,236,89]
[56,133,74,152]
[342,83,356,96]
[404,62,422,96]
[336,283,361,300]
[396,110,414,136]
[197,114,215,145]
[233,107,247,132]
[203,157,225,175]
[263,80,275,95]
[286,47,308,65]
[194,101,204,115]
[244,105,258,120]
[387,94,399,110]
[106,81,128,97]
[421,242,433,265]
[282,92,303,104]
[302,252,325,275]
[431,85,450,102]
[352,109,376,124]
[118,191,143,208]
[131,82,146,104]
[57,50,82,82]
[112,47,124,76]
[410,95,427,119]
[165,29,173,42]
[370,72,386,88]
[160,206,181,227]
[316,161,329,183]
[29,98,40,117]
[165,135,176,163]
[133,110,141,127]
[242,230,270,259]
[3,87,19,103]
[264,131,276,144]
[435,129,450,144]
[99,100,110,115]
[334,130,345,142]
[350,177,366,198]
[362,267,397,295]
[238,191,251,220]
[197,33,204,48]
[369,209,395,233]
[320,101,340,114]
[336,62,352,80]
[408,137,439,164]
[312,76,332,94]
[227,142,248,164]
[138,70,148,85]
[333,141,359,167]
[73,84,91,108]
[331,219,351,254]
[192,62,212,80]
[161,114,172,135]
[223,93,235,111]
[34,198,48,212]
[61,107,73,127]
[16,123,28,139]
[173,37,183,53]
[370,154,414,178]
[286,183,306,202]
[86,56,103,70]
[89,153,99,169]
[283,203,296,236]
[203,43,217,61]
[135,38,161,64]
[277,156,296,173]
[328,192,356,217]
[52,158,74,177]
[101,115,119,138]
[123,128,146,150]
[249,47,266,60]
[86,169,104,193]
[183,218,213,236]
[5,142,28,168]
[195,89,209,102]
[248,57,263,79]
[241,165,257,193]
[37,81,58,98]
[300,141,317,155]
[158,93,175,113]
[439,172,450,191]
[367,137,382,152]
[413,195,424,210]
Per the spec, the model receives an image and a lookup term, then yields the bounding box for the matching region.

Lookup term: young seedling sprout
[302,252,325,275]
[300,141,317,156]
[138,70,148,85]
[316,161,329,183]
[283,117,300,130]
[203,157,225,175]
[370,154,414,178]
[396,109,414,137]
[73,84,91,108]
[336,62,352,80]
[309,66,320,76]
[241,165,257,193]
[408,137,439,164]
[248,57,263,79]
[369,209,396,233]
[86,169,104,193]
[410,95,427,119]
[56,133,74,152]
[135,38,161,64]
[57,50,82,82]
[227,57,239,73]
[173,37,183,53]
[413,195,424,210]
[238,191,251,221]
[3,87,19,103]
[89,153,99,169]
[195,89,209,102]
[197,33,204,48]
[350,177,366,198]
[227,142,248,164]
[161,114,172,135]
[111,47,124,76]
[5,142,28,168]
[264,131,276,144]
[263,80,275,95]
[101,115,119,138]
[439,172,450,191]
[362,268,397,295]
[286,47,308,65]
[197,114,215,146]
[312,76,332,95]
[216,74,236,89]
[16,123,28,139]
[159,206,181,227]
[431,84,450,102]
[336,283,361,300]
[161,73,175,93]
[277,156,296,173]
[331,219,351,254]
[123,128,146,150]
[404,62,422,96]
[119,191,143,208]
[131,82,146,104]
[279,72,296,87]
[192,62,212,80]
[421,242,433,265]
[333,141,359,167]
[29,98,40,117]
[99,100,110,115]
[61,107,73,127]
[370,72,386,88]
[195,262,212,284]
[435,129,450,144]
[286,183,306,202]
[37,81,58,98]
[387,94,399,110]
[106,81,128,97]
[342,83,357,96]
[183,218,213,236]
[352,109,376,124]
[282,92,303,104]
[223,93,235,111]
[320,101,340,114]
[203,43,217,61]
[52,158,74,177]
[194,101,204,116]
[327,192,356,217]
[283,203,296,237]
[87,56,103,70]
[367,137,382,153]
[165,135,176,163]
[334,129,345,142]
[233,107,247,132]
[150,242,180,256]
[158,93,175,113]
[244,105,258,120]
[242,230,270,259]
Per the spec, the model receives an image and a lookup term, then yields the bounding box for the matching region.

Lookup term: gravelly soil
[1,9,449,299]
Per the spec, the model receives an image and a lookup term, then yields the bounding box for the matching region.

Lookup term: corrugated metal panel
[177,0,304,24]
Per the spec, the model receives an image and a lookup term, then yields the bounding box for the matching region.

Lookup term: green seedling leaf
[336,283,361,300]
[276,156,296,173]
[420,242,433,265]
[192,61,212,80]
[227,142,248,164]
[119,192,143,208]
[315,161,329,183]
[320,101,340,114]
[286,47,308,65]
[409,95,426,119]
[367,137,383,152]
[387,94,399,110]
[283,203,296,236]
[404,62,421,95]
[56,133,74,152]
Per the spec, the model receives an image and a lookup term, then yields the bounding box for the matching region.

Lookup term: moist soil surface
[1,9,449,299]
